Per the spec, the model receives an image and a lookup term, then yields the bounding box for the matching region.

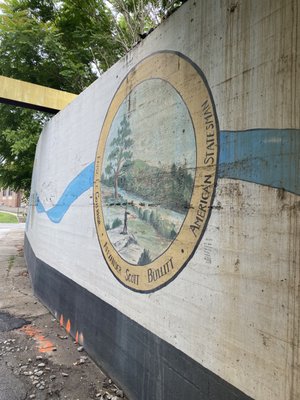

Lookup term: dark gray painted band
[24,234,253,400]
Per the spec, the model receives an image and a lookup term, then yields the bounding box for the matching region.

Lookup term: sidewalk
[0,224,127,400]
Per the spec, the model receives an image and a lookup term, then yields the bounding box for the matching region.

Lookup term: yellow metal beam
[0,75,78,114]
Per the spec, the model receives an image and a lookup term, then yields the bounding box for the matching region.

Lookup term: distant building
[0,187,22,208]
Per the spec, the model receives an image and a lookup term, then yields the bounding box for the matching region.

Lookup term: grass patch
[0,212,18,223]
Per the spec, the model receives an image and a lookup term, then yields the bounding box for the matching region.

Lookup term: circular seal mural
[94,51,218,293]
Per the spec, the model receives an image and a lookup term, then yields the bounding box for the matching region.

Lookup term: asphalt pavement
[0,223,127,400]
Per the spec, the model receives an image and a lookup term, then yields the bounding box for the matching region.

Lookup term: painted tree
[138,248,152,265]
[105,115,133,198]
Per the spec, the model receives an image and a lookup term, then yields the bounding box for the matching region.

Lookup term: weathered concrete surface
[0,363,27,400]
[0,224,128,400]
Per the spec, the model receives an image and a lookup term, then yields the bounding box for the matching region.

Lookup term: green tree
[0,106,46,193]
[0,0,184,194]
[54,0,123,79]
[0,0,106,193]
[107,0,184,51]
[105,115,133,198]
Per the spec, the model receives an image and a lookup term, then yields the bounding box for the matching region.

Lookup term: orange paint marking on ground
[66,319,71,334]
[20,325,56,353]
[60,314,64,327]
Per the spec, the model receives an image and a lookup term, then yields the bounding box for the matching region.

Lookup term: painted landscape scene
[101,79,196,265]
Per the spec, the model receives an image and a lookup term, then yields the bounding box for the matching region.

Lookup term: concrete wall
[25,1,300,399]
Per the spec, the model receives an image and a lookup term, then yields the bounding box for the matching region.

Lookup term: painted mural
[94,51,219,292]
[29,48,300,295]
[100,78,196,265]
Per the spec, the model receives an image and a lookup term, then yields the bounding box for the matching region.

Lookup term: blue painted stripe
[36,162,95,223]
[219,129,300,195]
[35,129,300,223]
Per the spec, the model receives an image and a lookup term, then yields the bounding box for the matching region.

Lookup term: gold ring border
[94,51,218,292]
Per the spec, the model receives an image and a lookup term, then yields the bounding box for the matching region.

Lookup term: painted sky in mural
[103,79,195,168]
[101,78,196,266]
